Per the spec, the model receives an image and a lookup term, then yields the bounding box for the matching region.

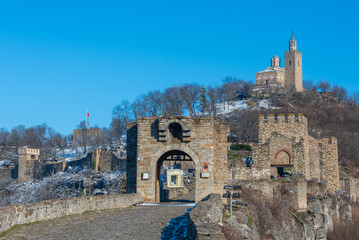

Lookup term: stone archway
[155,149,196,202]
[126,117,229,203]
[271,149,293,177]
[273,149,293,165]
[150,144,201,202]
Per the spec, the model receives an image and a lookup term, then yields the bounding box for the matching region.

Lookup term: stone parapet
[0,194,141,234]
[188,194,226,240]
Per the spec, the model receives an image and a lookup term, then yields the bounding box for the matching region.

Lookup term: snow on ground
[0,169,126,207]
[57,147,93,162]
[216,99,280,115]
[0,160,14,167]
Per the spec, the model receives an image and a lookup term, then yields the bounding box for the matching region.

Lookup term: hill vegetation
[1,77,359,176]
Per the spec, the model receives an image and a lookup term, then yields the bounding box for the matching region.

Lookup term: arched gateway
[126,117,229,203]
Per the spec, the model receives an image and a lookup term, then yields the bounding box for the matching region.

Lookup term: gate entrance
[126,116,229,203]
[156,150,195,202]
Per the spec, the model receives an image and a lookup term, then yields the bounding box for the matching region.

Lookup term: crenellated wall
[0,194,141,234]
[234,113,340,193]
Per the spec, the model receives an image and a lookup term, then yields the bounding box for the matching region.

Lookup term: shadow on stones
[160,213,190,240]
[160,205,197,240]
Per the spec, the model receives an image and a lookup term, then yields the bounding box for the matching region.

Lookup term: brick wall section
[0,194,141,234]
[188,194,226,240]
[127,117,229,203]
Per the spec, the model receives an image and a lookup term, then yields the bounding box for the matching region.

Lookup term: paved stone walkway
[0,195,195,240]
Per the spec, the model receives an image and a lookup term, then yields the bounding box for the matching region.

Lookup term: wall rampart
[187,194,226,240]
[0,193,141,234]
[319,137,339,192]
[340,177,359,202]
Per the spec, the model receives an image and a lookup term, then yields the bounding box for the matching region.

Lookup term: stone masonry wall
[188,193,225,240]
[340,177,359,202]
[0,168,12,181]
[0,193,141,234]
[258,113,310,180]
[319,137,339,192]
[127,117,229,203]
[308,136,321,180]
[92,149,126,172]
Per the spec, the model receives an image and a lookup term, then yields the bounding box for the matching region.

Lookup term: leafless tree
[207,86,219,117]
[112,100,133,136]
[317,79,331,93]
[303,79,314,91]
[332,85,347,102]
[228,110,259,143]
[179,84,200,116]
[146,90,163,117]
[162,86,183,116]
[131,95,148,119]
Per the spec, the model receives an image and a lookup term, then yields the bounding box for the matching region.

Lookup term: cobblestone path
[0,195,195,240]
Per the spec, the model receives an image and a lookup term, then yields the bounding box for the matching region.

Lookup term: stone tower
[18,147,40,182]
[285,33,303,92]
[271,55,280,68]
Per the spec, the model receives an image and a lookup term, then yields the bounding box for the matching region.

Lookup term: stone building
[255,33,303,93]
[126,116,229,202]
[234,113,340,192]
[18,147,40,182]
[0,160,15,181]
[72,127,102,144]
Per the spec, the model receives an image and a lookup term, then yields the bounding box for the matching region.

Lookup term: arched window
[169,122,182,140]
[289,60,291,66]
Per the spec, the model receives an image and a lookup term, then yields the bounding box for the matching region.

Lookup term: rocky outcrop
[223,196,352,240]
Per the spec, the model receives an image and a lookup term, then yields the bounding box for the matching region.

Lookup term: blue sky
[0,0,358,134]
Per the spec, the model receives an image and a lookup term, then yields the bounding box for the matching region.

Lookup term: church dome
[273,55,279,59]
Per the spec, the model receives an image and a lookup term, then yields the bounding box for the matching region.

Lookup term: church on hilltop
[255,33,303,93]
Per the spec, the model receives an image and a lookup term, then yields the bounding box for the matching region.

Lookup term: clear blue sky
[0,0,358,134]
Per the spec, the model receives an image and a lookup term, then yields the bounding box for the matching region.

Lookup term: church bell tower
[285,33,303,92]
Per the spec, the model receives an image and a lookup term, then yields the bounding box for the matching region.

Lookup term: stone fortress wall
[340,177,359,203]
[233,113,340,193]
[126,116,229,203]
[14,148,126,182]
[0,193,141,234]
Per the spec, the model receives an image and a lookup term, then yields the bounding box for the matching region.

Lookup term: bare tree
[332,85,347,102]
[317,79,331,93]
[146,90,163,117]
[179,84,200,116]
[131,95,148,119]
[112,100,133,135]
[303,80,314,91]
[228,110,259,143]
[207,86,219,117]
[0,128,10,146]
[162,86,183,116]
